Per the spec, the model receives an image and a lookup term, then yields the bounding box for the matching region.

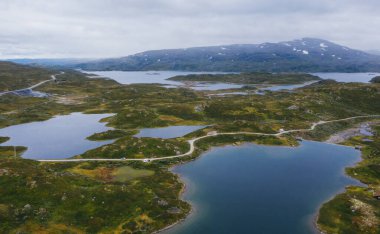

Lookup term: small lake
[261,81,317,92]
[0,113,113,159]
[135,125,206,139]
[166,141,361,234]
[313,72,380,83]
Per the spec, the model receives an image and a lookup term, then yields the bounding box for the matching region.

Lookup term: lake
[82,70,314,91]
[0,113,113,159]
[83,71,377,92]
[83,70,229,85]
[165,140,361,234]
[313,72,380,83]
[135,125,206,139]
[84,70,244,91]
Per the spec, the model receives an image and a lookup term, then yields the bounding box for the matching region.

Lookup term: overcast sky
[1,0,379,58]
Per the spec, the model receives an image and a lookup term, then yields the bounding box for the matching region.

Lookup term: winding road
[38,115,380,163]
[0,72,63,96]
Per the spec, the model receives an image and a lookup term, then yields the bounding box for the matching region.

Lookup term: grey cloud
[0,0,379,58]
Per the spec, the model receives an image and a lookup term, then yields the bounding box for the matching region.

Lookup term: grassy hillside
[0,62,53,91]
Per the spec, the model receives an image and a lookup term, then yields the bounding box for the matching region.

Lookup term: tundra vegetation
[167,72,321,84]
[0,62,379,233]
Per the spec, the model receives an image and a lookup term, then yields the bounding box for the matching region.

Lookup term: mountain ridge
[6,38,380,72]
[78,38,380,72]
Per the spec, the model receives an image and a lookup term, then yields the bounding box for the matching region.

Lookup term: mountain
[77,38,380,72]
[4,58,95,68]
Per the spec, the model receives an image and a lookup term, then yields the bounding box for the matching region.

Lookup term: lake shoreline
[0,112,115,160]
[161,139,365,234]
[312,147,364,234]
[312,123,376,234]
[154,166,197,234]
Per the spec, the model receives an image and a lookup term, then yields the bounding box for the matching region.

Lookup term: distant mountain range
[76,38,380,72]
[4,58,95,68]
[4,38,380,72]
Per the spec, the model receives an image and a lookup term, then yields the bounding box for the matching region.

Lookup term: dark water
[166,141,361,234]
[0,113,113,159]
[135,125,206,139]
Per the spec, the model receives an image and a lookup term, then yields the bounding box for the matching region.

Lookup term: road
[0,72,63,96]
[38,115,380,163]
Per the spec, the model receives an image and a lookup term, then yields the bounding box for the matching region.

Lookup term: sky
[0,0,379,59]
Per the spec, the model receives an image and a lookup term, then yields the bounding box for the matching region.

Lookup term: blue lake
[83,70,319,91]
[83,70,245,91]
[83,71,377,93]
[135,125,206,139]
[313,72,380,83]
[83,70,228,85]
[0,113,113,159]
[166,141,362,234]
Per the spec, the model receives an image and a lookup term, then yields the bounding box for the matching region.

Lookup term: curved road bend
[38,115,380,163]
[0,72,64,96]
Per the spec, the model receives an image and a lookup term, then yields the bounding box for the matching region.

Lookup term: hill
[0,62,53,92]
[77,38,380,72]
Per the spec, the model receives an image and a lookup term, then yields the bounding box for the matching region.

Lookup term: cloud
[0,0,379,58]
